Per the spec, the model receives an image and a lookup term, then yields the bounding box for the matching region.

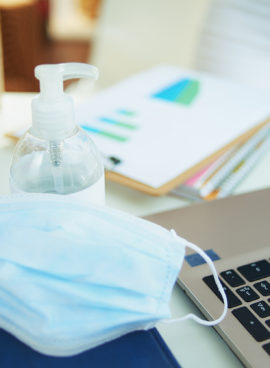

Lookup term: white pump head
[31,63,99,140]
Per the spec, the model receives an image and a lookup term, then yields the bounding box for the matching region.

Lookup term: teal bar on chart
[152,78,200,105]
[99,117,138,130]
[81,125,129,142]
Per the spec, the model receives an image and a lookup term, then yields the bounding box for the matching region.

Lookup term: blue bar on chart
[152,78,200,106]
[80,125,129,142]
[117,109,137,117]
[98,117,138,130]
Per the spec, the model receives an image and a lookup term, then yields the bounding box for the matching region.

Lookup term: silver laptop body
[145,188,270,368]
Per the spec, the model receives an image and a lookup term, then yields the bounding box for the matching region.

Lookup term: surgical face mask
[0,194,227,357]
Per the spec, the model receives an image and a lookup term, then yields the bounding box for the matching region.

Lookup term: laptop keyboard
[203,259,270,356]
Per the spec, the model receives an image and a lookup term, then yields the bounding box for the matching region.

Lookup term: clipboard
[105,119,270,196]
[75,66,270,196]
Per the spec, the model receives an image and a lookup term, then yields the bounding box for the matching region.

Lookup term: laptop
[145,188,270,368]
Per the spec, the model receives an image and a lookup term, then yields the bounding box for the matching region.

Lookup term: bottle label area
[10,174,105,206]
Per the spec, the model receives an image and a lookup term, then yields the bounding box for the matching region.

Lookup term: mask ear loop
[162,229,228,327]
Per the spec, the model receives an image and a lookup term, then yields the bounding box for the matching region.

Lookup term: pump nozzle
[31,62,99,140]
[34,63,98,104]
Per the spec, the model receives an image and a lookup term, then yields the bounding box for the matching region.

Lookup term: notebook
[145,188,270,368]
[0,327,181,368]
[172,124,270,201]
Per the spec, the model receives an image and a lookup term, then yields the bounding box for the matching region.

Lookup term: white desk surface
[1,93,270,367]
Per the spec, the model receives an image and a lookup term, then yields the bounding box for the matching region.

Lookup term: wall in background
[0,0,101,92]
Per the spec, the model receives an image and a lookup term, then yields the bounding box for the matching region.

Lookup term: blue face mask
[0,195,227,357]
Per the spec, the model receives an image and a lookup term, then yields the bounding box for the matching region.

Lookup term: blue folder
[0,327,181,367]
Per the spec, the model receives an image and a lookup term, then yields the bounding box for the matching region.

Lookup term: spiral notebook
[171,123,270,201]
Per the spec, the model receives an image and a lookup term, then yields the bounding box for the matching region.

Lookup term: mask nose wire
[161,229,228,327]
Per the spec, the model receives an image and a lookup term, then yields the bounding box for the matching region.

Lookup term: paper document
[75,65,270,190]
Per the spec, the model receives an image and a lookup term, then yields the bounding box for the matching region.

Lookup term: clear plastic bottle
[10,63,105,204]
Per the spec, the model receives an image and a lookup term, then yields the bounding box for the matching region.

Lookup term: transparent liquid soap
[10,63,105,204]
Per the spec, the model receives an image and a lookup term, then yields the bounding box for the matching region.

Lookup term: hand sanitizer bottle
[10,63,105,204]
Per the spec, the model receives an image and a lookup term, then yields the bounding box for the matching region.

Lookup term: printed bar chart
[152,78,200,105]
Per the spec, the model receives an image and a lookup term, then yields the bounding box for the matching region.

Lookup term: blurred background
[1,0,269,95]
[0,0,101,92]
[0,0,215,94]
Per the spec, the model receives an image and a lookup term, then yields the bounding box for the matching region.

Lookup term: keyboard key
[254,280,270,296]
[236,286,259,302]
[250,301,270,318]
[265,319,270,328]
[220,269,245,287]
[203,275,242,308]
[232,307,270,342]
[237,260,270,282]
[262,342,270,355]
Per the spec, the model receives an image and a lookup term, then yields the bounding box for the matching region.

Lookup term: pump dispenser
[10,63,105,204]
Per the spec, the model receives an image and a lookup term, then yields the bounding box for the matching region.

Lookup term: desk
[1,93,270,367]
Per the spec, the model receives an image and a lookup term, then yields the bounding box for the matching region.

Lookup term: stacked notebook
[172,123,270,201]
